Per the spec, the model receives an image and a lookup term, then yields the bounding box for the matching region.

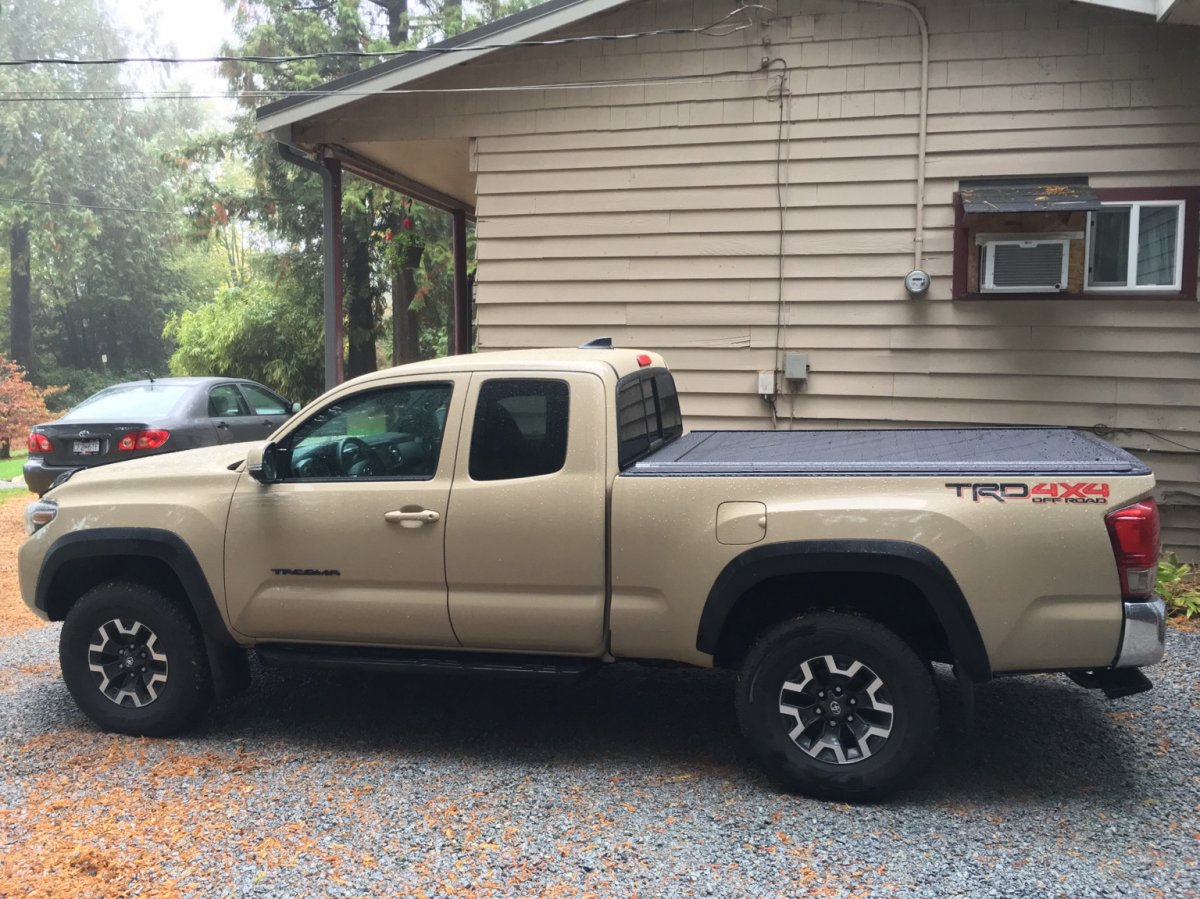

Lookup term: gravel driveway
[1,620,1197,898]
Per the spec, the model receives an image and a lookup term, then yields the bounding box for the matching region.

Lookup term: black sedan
[24,377,299,495]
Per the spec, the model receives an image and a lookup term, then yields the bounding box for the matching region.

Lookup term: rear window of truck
[616,370,682,469]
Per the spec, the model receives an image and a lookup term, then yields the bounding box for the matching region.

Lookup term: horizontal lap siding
[419,0,1200,556]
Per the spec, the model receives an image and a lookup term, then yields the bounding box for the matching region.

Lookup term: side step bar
[257,643,601,680]
[1066,667,1154,700]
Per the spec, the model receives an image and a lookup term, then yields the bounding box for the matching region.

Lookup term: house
[256,0,1200,559]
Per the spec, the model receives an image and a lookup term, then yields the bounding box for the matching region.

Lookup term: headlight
[24,499,58,536]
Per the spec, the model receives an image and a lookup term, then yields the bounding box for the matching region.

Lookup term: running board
[256,643,601,680]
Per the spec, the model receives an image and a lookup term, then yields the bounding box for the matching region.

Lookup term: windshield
[62,384,190,421]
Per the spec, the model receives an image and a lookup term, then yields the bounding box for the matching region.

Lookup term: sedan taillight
[1104,499,1160,599]
[117,429,170,451]
[27,432,52,454]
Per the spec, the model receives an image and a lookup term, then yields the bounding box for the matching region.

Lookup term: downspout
[859,0,929,271]
[276,142,345,390]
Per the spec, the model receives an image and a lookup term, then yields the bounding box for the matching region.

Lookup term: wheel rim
[778,654,894,765]
[87,618,169,708]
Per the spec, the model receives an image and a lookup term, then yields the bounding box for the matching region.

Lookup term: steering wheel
[338,436,382,477]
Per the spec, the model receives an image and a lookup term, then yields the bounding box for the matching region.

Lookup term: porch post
[452,208,471,354]
[275,142,345,390]
[323,157,345,388]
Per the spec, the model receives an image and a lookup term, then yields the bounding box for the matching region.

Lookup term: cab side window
[469,379,569,481]
[279,383,453,480]
[209,385,249,418]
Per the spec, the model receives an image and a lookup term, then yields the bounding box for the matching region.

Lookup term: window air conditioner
[981,239,1070,293]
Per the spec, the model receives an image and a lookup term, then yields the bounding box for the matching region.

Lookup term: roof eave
[255,0,632,134]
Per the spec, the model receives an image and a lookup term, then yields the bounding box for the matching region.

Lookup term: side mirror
[290,401,302,414]
[247,443,280,484]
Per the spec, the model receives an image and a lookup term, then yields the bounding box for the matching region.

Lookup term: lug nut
[849,698,856,705]
[818,691,825,699]
[847,715,855,722]
[834,687,843,695]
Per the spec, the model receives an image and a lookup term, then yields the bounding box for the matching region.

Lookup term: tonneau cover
[624,428,1151,477]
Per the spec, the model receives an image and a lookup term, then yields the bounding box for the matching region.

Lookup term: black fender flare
[696,539,991,681]
[36,528,248,696]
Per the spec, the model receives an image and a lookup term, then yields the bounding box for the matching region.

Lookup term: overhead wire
[0,6,772,67]
[0,68,768,102]
[0,197,180,215]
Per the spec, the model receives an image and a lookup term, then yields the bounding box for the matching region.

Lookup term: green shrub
[1157,553,1200,620]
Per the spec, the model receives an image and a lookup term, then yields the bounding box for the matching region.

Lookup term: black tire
[736,612,938,801]
[59,581,212,736]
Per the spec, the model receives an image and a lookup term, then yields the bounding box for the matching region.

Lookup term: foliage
[0,356,63,452]
[1158,553,1200,620]
[165,258,325,402]
[0,0,215,381]
[34,362,143,414]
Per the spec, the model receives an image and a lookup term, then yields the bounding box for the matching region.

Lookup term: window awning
[960,180,1103,214]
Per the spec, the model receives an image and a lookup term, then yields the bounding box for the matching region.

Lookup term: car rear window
[616,370,683,469]
[62,384,190,420]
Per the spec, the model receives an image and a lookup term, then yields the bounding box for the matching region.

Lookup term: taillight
[116,429,170,451]
[27,432,52,454]
[636,354,652,367]
[1105,499,1160,599]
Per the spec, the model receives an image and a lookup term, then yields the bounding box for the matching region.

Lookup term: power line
[0,68,765,102]
[0,7,770,67]
[0,196,180,215]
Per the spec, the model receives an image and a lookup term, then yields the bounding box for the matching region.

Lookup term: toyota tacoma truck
[18,346,1167,799]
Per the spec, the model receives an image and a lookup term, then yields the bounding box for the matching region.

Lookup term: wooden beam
[452,209,472,354]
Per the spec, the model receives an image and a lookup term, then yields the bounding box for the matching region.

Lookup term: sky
[103,0,239,121]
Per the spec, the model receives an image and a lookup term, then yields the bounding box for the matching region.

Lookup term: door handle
[263,420,275,427]
[216,421,229,429]
[384,509,440,525]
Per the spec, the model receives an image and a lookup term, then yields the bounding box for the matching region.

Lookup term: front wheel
[736,612,938,801]
[59,581,212,736]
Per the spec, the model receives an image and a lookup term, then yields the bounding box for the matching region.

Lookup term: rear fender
[696,539,991,681]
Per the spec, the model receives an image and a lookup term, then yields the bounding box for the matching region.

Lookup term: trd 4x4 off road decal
[945,482,1110,504]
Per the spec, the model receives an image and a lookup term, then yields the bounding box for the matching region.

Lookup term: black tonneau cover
[624,428,1151,477]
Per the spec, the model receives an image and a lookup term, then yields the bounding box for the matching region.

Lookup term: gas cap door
[716,502,767,545]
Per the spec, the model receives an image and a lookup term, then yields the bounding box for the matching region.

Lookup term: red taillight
[1105,498,1160,599]
[27,432,52,454]
[636,354,652,367]
[117,429,170,452]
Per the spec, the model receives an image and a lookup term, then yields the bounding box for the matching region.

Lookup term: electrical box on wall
[784,353,809,381]
[757,371,776,397]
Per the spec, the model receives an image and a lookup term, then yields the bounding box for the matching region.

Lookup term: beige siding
[302,0,1200,557]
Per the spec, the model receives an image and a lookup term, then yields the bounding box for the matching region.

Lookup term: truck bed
[624,428,1151,477]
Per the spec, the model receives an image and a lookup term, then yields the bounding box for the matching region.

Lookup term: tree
[0,0,212,384]
[0,356,61,459]
[165,257,325,402]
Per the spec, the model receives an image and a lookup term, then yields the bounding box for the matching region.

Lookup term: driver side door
[223,374,466,647]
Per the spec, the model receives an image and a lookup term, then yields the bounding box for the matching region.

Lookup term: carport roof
[255,0,633,133]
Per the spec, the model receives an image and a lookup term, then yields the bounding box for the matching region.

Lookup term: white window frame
[1085,200,1186,292]
[980,239,1070,293]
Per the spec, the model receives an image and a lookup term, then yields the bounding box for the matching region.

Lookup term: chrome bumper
[1113,597,1166,669]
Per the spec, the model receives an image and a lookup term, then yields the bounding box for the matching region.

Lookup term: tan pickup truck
[18,346,1166,799]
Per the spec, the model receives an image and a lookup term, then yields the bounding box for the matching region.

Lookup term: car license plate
[73,439,101,455]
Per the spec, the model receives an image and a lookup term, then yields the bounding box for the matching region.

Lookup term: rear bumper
[21,458,72,496]
[1113,598,1166,669]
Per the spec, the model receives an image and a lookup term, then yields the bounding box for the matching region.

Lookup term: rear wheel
[736,612,938,801]
[59,581,212,736]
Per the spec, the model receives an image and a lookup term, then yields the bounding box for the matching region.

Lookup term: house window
[953,182,1200,300]
[1085,202,1185,291]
